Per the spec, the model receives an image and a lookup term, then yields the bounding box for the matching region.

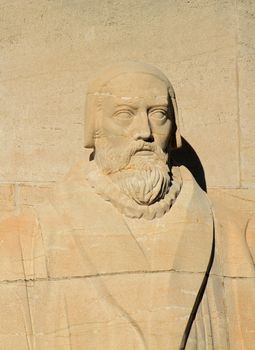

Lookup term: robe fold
[0,161,253,349]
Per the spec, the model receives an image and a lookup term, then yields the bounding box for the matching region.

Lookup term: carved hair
[84,61,182,150]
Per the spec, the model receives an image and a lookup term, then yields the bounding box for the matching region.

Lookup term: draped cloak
[0,161,254,350]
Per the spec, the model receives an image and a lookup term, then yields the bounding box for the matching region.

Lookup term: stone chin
[110,155,171,206]
[94,138,171,206]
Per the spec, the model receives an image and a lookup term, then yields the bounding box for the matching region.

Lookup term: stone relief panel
[0,2,255,349]
[0,61,254,349]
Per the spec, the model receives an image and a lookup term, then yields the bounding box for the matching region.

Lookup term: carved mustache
[129,140,162,155]
[128,140,167,162]
[94,138,168,175]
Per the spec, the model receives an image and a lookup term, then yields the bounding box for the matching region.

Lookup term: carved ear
[169,89,182,149]
[84,93,97,148]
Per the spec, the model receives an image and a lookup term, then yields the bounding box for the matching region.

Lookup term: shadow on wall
[172,137,207,192]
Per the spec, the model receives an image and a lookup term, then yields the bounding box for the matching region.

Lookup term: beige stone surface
[0,184,15,213]
[209,188,255,278]
[237,0,255,187]
[0,209,47,281]
[0,175,254,349]
[0,2,254,349]
[0,164,215,349]
[0,61,218,349]
[208,188,255,349]
[0,0,254,187]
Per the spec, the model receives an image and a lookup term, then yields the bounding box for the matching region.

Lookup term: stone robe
[0,160,254,349]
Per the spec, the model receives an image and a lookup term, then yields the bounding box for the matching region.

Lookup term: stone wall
[0,0,254,188]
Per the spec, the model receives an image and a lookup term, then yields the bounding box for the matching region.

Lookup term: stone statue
[0,62,254,350]
[84,62,182,219]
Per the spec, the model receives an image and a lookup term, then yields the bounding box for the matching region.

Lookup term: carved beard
[94,138,171,205]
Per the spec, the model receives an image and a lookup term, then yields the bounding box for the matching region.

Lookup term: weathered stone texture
[0,0,254,187]
[0,2,254,349]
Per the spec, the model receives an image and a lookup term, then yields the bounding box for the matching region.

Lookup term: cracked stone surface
[0,163,254,349]
[0,2,254,349]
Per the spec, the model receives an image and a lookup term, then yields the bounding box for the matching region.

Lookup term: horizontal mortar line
[0,269,253,285]
[0,269,205,284]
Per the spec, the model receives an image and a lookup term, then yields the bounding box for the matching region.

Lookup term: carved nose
[134,132,154,142]
[133,113,154,142]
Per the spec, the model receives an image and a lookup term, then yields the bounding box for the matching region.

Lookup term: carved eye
[149,108,168,121]
[114,109,134,120]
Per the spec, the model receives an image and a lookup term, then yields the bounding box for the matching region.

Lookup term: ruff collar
[86,161,182,220]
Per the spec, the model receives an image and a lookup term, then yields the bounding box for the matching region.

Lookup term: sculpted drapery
[0,62,254,350]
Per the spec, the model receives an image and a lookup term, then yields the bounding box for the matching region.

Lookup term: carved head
[85,61,181,151]
[84,62,182,214]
